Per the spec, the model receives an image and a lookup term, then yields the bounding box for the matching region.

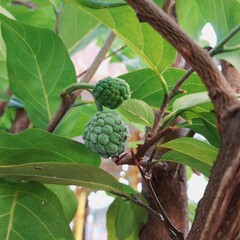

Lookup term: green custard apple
[93,77,131,109]
[83,110,129,158]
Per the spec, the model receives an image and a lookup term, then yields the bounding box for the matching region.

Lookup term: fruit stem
[64,83,95,95]
[94,99,103,111]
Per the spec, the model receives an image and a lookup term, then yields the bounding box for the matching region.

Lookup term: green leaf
[46,185,77,223]
[64,2,176,74]
[107,197,147,240]
[172,92,209,113]
[0,162,135,197]
[55,104,96,138]
[188,201,197,223]
[0,7,13,96]
[59,4,100,54]
[118,99,154,127]
[119,68,206,108]
[0,14,76,128]
[179,112,220,147]
[0,128,100,166]
[154,0,163,7]
[0,107,15,131]
[0,180,74,240]
[116,200,135,240]
[160,150,211,177]
[0,30,8,95]
[176,0,240,71]
[159,137,218,176]
[2,0,56,30]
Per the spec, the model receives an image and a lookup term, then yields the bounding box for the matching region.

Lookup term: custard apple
[93,77,131,109]
[83,110,129,158]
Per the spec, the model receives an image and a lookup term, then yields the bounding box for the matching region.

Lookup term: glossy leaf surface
[0,180,74,240]
[0,14,76,128]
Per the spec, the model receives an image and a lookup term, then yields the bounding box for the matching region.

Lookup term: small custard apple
[83,110,129,158]
[93,77,131,109]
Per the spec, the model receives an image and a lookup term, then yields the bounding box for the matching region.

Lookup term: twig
[137,126,177,160]
[115,126,176,165]
[131,149,184,240]
[10,109,30,133]
[80,32,116,83]
[53,3,64,34]
[77,45,126,79]
[209,24,240,56]
[111,191,165,222]
[46,32,116,132]
[11,0,39,9]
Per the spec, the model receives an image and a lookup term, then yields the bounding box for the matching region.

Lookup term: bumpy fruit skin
[83,110,129,158]
[93,77,131,109]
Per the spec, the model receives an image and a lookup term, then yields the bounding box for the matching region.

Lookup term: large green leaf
[0,128,100,166]
[55,104,97,138]
[0,14,76,128]
[160,150,212,177]
[0,180,74,240]
[107,197,147,240]
[59,4,100,54]
[160,137,218,164]
[118,99,154,127]
[176,0,240,71]
[172,92,210,113]
[46,185,77,223]
[0,27,8,98]
[2,0,56,30]
[179,112,220,147]
[119,68,206,108]
[0,162,135,197]
[63,1,176,74]
[0,7,13,99]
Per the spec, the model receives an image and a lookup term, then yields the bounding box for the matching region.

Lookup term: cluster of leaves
[0,0,239,239]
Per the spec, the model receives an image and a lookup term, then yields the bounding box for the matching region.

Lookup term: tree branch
[46,32,116,132]
[77,45,126,79]
[125,1,240,239]
[126,0,240,132]
[10,108,30,133]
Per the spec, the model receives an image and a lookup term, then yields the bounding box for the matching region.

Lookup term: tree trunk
[140,124,188,240]
[126,1,240,239]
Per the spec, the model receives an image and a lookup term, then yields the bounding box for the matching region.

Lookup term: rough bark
[125,1,240,239]
[140,162,188,240]
[222,61,240,93]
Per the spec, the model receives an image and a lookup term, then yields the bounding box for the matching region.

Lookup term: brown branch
[126,0,239,132]
[46,32,116,132]
[10,109,30,134]
[77,45,126,79]
[115,126,176,165]
[11,0,39,9]
[0,102,8,117]
[53,3,64,35]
